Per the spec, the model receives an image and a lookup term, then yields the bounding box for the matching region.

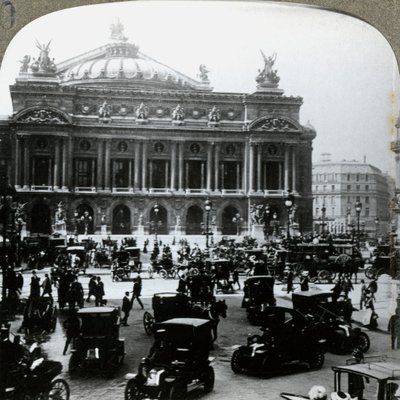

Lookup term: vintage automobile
[143,293,192,335]
[69,307,125,377]
[1,335,70,400]
[241,275,276,324]
[111,251,132,281]
[66,246,87,274]
[292,291,369,354]
[125,318,215,400]
[231,306,326,375]
[20,295,57,334]
[281,356,400,400]
[365,244,396,279]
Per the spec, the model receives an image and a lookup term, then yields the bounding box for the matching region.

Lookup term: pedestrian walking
[86,275,97,302]
[63,313,80,355]
[41,273,52,297]
[331,279,342,302]
[368,278,378,301]
[286,268,294,294]
[232,268,241,290]
[359,279,368,310]
[342,276,353,300]
[131,277,144,309]
[30,270,40,298]
[121,292,132,326]
[388,309,400,350]
[95,276,105,306]
[300,271,309,291]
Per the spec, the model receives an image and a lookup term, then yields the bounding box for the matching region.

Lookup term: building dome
[59,41,210,91]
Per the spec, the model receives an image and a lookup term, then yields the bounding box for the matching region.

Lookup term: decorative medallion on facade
[154,142,164,154]
[80,140,91,152]
[250,117,299,132]
[192,109,201,119]
[118,106,129,116]
[208,106,221,127]
[267,144,278,156]
[16,108,69,124]
[118,141,128,152]
[226,109,236,120]
[190,143,200,155]
[98,100,112,123]
[81,104,91,115]
[155,107,164,118]
[36,138,48,150]
[172,104,185,125]
[135,103,149,124]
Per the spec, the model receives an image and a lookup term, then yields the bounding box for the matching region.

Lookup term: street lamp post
[272,212,278,237]
[73,210,79,241]
[355,200,362,248]
[232,213,243,236]
[0,175,16,300]
[264,205,270,242]
[284,192,294,240]
[374,217,380,242]
[321,203,327,237]
[153,203,159,244]
[205,199,212,248]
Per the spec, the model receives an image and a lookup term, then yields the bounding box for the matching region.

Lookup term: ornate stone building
[0,24,315,237]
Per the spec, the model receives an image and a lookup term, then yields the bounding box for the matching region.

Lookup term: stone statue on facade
[19,55,31,72]
[135,103,149,121]
[98,100,112,122]
[27,41,57,75]
[256,50,280,86]
[175,214,181,227]
[172,104,185,121]
[101,212,106,226]
[138,213,143,226]
[208,106,220,123]
[54,201,66,234]
[198,64,210,82]
[110,19,128,42]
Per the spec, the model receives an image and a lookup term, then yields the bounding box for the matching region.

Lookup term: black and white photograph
[0,1,400,399]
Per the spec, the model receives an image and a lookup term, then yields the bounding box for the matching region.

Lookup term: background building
[312,153,391,238]
[0,23,316,238]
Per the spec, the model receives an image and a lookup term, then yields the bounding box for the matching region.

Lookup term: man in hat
[286,266,294,293]
[131,277,144,309]
[121,291,132,326]
[41,273,52,297]
[300,271,309,291]
[30,270,41,298]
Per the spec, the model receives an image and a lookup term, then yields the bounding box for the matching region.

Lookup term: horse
[191,299,227,345]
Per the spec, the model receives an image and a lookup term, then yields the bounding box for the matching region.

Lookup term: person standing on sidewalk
[86,275,97,302]
[359,279,368,310]
[388,309,400,349]
[41,273,52,297]
[367,278,378,301]
[121,292,132,326]
[63,313,80,355]
[131,278,144,309]
[95,276,105,306]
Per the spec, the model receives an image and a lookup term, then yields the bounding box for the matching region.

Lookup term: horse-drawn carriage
[207,259,233,293]
[69,307,125,377]
[187,273,214,305]
[242,275,276,324]
[111,247,141,281]
[125,318,215,400]
[20,295,57,334]
[66,246,87,275]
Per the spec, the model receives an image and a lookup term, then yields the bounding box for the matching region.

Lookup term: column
[257,144,262,192]
[201,162,205,189]
[91,159,95,187]
[236,163,240,190]
[214,143,220,191]
[23,138,30,189]
[185,161,189,189]
[111,160,116,188]
[242,142,248,192]
[47,158,52,187]
[284,146,289,191]
[178,143,184,191]
[141,141,148,191]
[278,162,282,190]
[148,160,153,189]
[66,135,73,188]
[170,142,177,191]
[96,140,104,190]
[134,142,140,190]
[128,160,132,190]
[165,161,169,189]
[220,163,224,190]
[104,140,111,190]
[206,143,213,191]
[53,139,60,189]
[292,146,297,192]
[14,136,21,188]
[61,138,68,190]
[249,143,255,192]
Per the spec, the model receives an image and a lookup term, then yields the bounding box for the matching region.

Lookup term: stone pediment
[13,106,71,124]
[249,116,301,132]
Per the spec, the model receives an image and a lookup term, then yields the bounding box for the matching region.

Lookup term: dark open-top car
[69,307,125,377]
[242,276,276,324]
[292,291,369,354]
[231,306,326,376]
[21,295,57,334]
[125,318,215,400]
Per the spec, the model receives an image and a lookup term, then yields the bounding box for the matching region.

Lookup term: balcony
[148,188,172,195]
[75,187,96,193]
[30,185,53,192]
[221,189,245,196]
[112,187,133,193]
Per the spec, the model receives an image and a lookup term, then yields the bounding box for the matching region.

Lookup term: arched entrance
[76,204,94,234]
[30,203,51,234]
[222,206,240,235]
[186,205,203,235]
[112,204,131,234]
[149,205,168,235]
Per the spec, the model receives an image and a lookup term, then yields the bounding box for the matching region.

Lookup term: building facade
[312,154,391,237]
[0,24,315,237]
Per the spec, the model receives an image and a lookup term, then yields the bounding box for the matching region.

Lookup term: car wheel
[317,270,333,284]
[49,378,70,400]
[125,378,142,400]
[231,350,244,373]
[160,269,168,279]
[355,332,370,353]
[68,354,80,378]
[309,351,324,369]
[168,383,187,400]
[143,312,154,335]
[203,366,215,393]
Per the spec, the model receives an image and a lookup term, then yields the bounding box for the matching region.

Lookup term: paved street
[5,267,400,400]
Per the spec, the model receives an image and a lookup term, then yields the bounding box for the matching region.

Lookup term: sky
[0,1,398,176]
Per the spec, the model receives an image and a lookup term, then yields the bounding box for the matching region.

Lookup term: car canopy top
[333,361,400,382]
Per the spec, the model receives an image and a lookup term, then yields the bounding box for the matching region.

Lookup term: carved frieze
[251,117,299,132]
[16,108,69,124]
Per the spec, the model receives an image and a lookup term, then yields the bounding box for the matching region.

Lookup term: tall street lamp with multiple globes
[355,200,362,247]
[284,192,294,240]
[264,204,270,242]
[374,216,380,242]
[153,203,160,243]
[205,199,212,248]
